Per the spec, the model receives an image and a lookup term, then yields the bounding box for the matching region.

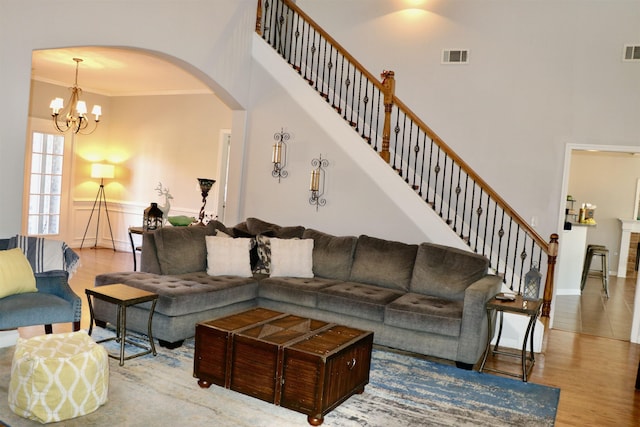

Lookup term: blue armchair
[0,239,81,333]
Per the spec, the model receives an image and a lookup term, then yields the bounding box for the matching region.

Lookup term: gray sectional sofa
[93,218,501,368]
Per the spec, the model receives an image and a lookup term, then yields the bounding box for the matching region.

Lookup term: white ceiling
[31,47,211,97]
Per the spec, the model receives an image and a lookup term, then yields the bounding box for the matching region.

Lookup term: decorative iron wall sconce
[309,154,329,210]
[272,128,290,182]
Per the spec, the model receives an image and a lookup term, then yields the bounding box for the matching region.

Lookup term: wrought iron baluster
[445,156,455,224]
[488,202,499,265]
[354,73,363,131]
[417,133,427,197]
[425,138,434,205]
[392,109,401,171]
[452,167,462,232]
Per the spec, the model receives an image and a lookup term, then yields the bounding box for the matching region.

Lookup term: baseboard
[0,329,19,348]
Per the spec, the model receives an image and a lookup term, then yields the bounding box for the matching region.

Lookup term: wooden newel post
[542,233,559,317]
[380,70,395,164]
[256,0,263,35]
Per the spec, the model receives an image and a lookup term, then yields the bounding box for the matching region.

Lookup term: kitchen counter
[556,225,588,295]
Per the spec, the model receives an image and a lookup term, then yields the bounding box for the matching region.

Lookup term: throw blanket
[8,235,80,277]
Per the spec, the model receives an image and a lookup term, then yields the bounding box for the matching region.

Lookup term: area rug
[0,329,559,426]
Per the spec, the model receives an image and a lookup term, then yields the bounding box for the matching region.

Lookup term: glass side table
[479,295,542,382]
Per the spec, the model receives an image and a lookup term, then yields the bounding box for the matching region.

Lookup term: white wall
[2,0,639,253]
[297,0,640,241]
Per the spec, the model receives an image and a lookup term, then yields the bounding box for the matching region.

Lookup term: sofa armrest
[34,270,82,322]
[456,274,502,365]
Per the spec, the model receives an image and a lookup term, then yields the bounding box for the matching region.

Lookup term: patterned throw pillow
[253,234,271,274]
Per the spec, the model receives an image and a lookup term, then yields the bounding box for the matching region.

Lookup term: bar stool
[580,244,609,298]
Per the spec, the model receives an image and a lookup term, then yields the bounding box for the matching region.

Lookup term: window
[27,131,65,235]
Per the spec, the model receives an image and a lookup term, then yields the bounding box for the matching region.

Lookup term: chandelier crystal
[50,58,102,135]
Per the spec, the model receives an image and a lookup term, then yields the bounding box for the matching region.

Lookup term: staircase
[255,0,558,315]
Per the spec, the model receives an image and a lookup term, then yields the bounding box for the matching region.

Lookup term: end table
[86,283,158,366]
[479,295,542,382]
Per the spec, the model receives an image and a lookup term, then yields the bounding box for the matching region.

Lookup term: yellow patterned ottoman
[8,330,109,423]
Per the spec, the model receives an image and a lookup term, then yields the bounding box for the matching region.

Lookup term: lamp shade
[91,163,115,179]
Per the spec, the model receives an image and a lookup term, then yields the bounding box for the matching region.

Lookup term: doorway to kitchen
[554,144,640,342]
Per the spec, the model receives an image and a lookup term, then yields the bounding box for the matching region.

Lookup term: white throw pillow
[269,238,314,278]
[205,236,252,277]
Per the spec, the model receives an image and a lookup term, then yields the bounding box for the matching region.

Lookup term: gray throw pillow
[302,229,357,281]
[349,235,418,291]
[409,243,489,301]
[154,226,211,275]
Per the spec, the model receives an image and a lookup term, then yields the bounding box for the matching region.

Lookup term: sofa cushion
[246,217,305,238]
[205,236,252,277]
[317,282,404,322]
[154,226,212,275]
[410,243,489,301]
[94,271,258,317]
[385,293,464,337]
[269,238,314,278]
[302,229,357,281]
[349,235,418,291]
[259,276,339,308]
[206,220,234,236]
[0,248,37,299]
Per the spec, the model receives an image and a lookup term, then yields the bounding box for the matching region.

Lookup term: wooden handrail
[266,0,386,94]
[262,0,548,255]
[256,0,557,315]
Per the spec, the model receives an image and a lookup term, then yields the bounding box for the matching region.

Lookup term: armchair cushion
[0,248,37,298]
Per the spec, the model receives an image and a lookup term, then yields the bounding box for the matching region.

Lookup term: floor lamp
[81,163,116,250]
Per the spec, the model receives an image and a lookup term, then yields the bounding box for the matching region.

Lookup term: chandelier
[49,58,102,135]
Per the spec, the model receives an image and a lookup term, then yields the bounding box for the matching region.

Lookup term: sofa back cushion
[154,226,212,275]
[246,217,305,238]
[349,235,418,291]
[140,231,161,274]
[302,229,357,281]
[409,243,489,301]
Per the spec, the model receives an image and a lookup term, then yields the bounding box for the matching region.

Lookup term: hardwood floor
[17,248,640,426]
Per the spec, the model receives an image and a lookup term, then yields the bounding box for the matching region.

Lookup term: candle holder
[309,155,329,211]
[272,128,289,182]
[197,178,216,225]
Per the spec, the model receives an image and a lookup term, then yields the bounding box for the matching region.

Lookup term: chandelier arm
[50,57,101,135]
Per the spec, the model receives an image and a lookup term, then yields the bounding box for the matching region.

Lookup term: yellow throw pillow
[0,248,37,298]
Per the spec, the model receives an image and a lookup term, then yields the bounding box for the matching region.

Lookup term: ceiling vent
[623,45,640,62]
[442,49,469,64]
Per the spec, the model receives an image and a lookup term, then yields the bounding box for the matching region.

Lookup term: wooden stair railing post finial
[256,0,263,35]
[542,233,559,317]
[380,70,395,163]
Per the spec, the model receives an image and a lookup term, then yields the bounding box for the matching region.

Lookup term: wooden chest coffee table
[194,308,373,426]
